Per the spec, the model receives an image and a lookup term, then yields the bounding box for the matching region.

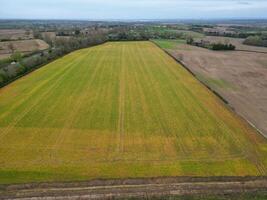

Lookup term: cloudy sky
[0,0,267,20]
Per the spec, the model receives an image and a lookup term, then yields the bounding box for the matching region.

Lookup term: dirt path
[1,177,267,199]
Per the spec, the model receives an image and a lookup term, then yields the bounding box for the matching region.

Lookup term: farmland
[0,39,49,59]
[0,29,33,41]
[153,39,186,49]
[0,41,267,184]
[154,39,267,137]
[204,36,267,53]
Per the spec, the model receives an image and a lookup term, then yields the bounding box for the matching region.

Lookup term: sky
[0,0,267,20]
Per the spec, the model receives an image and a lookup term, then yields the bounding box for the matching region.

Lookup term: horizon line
[1,18,267,21]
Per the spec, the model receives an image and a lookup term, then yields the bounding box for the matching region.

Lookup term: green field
[0,42,266,184]
[153,39,186,49]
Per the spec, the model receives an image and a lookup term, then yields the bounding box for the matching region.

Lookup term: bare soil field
[41,32,56,40]
[157,41,267,137]
[0,39,49,59]
[204,36,267,53]
[1,177,267,199]
[0,29,33,41]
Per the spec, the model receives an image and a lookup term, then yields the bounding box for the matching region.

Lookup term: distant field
[0,39,49,59]
[202,36,267,53]
[153,39,186,49]
[0,42,266,184]
[0,29,33,41]
[175,30,204,38]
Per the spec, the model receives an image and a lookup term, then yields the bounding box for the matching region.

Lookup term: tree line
[187,38,236,51]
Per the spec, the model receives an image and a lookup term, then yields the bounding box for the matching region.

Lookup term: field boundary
[1,176,267,199]
[151,40,229,104]
[151,40,267,139]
